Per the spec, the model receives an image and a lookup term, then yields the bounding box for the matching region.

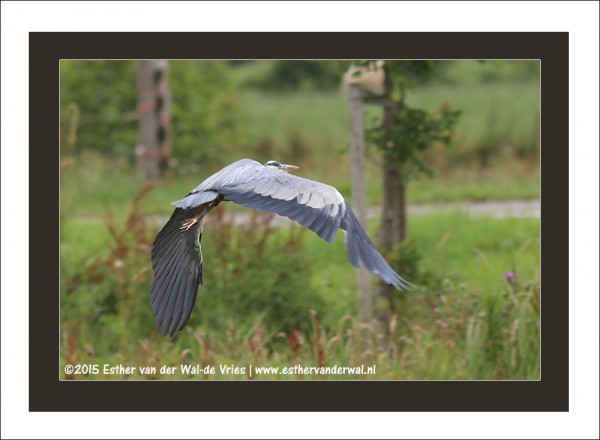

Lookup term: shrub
[60,60,242,165]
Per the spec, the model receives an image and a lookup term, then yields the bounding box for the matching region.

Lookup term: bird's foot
[180,218,198,232]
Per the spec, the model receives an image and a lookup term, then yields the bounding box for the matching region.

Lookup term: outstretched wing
[150,208,203,336]
[173,159,412,290]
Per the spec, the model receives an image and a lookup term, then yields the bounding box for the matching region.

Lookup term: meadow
[61,64,540,217]
[60,161,540,380]
[60,61,540,380]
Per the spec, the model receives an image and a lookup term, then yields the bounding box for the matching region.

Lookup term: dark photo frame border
[32,32,568,411]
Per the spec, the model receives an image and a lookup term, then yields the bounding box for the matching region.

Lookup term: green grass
[330,160,540,205]
[409,82,540,151]
[228,80,540,204]
[60,184,540,380]
[62,75,540,217]
[59,70,541,380]
[237,79,540,167]
[408,210,539,288]
[63,148,539,220]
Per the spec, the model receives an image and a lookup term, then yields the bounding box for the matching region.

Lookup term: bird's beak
[280,164,299,172]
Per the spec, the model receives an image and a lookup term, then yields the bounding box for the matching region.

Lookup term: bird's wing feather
[340,204,414,290]
[151,208,203,336]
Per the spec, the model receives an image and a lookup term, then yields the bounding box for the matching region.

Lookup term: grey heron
[151,158,412,336]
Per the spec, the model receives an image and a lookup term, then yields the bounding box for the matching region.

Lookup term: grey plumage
[151,208,204,336]
[151,158,412,336]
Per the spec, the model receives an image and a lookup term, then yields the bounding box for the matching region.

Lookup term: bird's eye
[265,161,280,167]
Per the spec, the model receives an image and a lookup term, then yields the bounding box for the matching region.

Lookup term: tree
[60,60,240,168]
[60,60,137,154]
[366,61,461,335]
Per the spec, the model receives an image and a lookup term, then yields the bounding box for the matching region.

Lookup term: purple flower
[504,272,515,279]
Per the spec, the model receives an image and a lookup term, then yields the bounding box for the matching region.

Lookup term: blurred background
[60,60,540,380]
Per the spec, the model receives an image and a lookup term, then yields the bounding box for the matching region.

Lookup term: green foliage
[365,61,462,179]
[408,210,540,291]
[60,60,241,164]
[169,61,241,163]
[61,150,540,220]
[240,60,340,92]
[436,60,540,85]
[383,60,438,92]
[60,60,539,185]
[60,157,540,379]
[408,275,540,380]
[191,211,326,334]
[60,60,137,154]
[368,102,462,177]
[60,187,326,362]
[59,61,541,380]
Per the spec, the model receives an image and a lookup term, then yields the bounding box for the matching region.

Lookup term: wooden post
[349,84,372,324]
[156,60,172,168]
[136,60,170,181]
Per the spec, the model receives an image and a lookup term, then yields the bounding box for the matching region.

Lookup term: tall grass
[237,80,539,169]
[59,69,540,379]
[60,160,540,380]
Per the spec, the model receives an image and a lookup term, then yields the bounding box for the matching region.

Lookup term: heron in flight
[151,158,412,336]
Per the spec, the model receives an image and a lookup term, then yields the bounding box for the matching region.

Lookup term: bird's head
[264,160,299,173]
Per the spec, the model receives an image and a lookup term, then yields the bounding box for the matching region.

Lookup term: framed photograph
[33,32,567,411]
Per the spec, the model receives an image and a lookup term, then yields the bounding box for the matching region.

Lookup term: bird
[150,158,412,336]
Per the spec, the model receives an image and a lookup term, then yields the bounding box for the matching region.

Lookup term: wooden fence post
[349,84,372,324]
[136,60,170,181]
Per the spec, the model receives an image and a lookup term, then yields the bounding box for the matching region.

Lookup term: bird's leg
[180,200,221,232]
[180,215,200,232]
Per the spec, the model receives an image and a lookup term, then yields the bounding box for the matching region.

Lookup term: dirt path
[203,199,540,227]
[406,199,540,218]
[71,199,540,226]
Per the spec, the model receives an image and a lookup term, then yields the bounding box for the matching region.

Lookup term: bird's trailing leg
[180,216,200,232]
[179,200,221,232]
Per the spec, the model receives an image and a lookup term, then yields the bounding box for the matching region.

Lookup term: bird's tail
[341,204,414,291]
[150,208,204,336]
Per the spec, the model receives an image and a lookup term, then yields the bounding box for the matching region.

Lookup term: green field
[61,177,539,380]
[61,71,540,218]
[60,61,540,380]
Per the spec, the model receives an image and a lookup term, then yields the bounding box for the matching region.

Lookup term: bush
[169,61,241,164]
[60,60,138,155]
[435,60,540,85]
[197,209,326,334]
[60,60,242,165]
[243,60,340,92]
[60,188,327,361]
